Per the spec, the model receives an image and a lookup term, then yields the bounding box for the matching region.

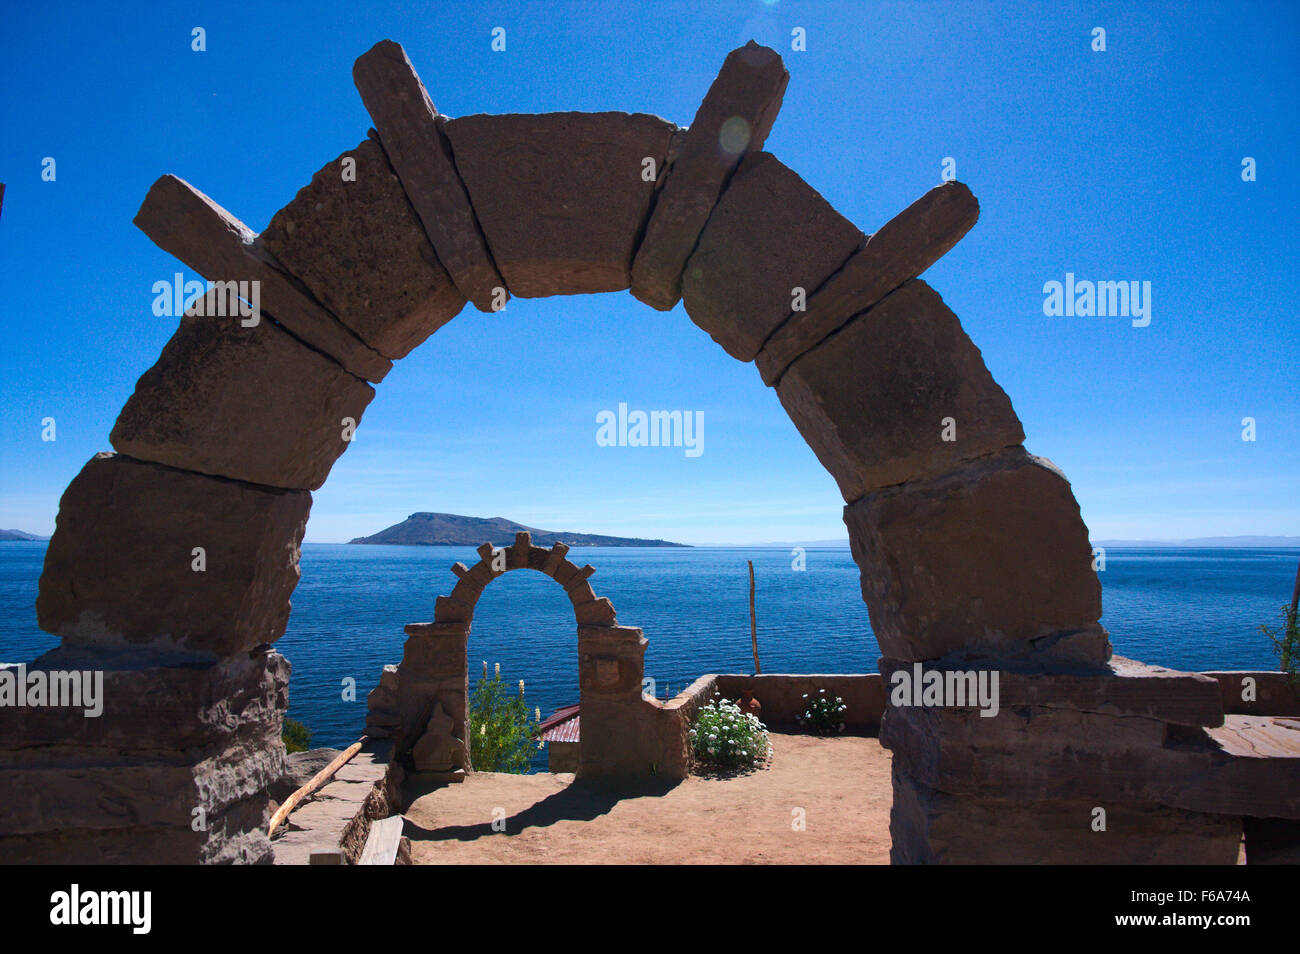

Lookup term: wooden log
[756,181,980,386]
[133,175,392,383]
[353,40,505,313]
[268,741,363,837]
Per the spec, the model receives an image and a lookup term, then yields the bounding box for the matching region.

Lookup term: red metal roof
[536,704,580,743]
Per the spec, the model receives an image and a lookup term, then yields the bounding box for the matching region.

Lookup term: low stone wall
[714,673,886,733]
[1199,670,1300,717]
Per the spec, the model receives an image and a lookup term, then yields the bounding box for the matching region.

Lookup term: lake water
[2,542,1295,751]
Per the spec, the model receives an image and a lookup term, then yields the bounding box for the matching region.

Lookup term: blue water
[2,542,1295,750]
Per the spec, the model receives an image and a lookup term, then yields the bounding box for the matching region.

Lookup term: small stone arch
[364,532,687,782]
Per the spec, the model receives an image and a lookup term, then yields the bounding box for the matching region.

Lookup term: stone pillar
[0,645,289,864]
[577,625,659,778]
[393,621,470,779]
[1,452,309,864]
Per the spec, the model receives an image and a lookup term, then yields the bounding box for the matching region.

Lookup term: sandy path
[405,732,892,864]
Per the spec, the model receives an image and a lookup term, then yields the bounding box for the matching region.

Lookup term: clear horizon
[1,1,1297,546]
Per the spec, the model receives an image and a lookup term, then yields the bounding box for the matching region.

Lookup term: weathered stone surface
[1201,670,1300,717]
[631,42,789,310]
[260,137,466,360]
[0,649,288,864]
[879,655,1224,727]
[36,454,309,657]
[846,448,1103,663]
[110,295,373,491]
[778,279,1023,500]
[0,646,290,753]
[352,40,505,312]
[757,181,981,384]
[890,766,1241,864]
[133,174,392,382]
[444,112,677,297]
[681,152,863,361]
[411,702,467,773]
[884,705,1300,819]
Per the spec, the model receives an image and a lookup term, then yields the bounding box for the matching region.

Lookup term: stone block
[36,454,309,657]
[777,278,1023,500]
[260,136,466,359]
[631,42,789,310]
[757,181,980,384]
[352,40,505,312]
[682,151,862,361]
[444,112,676,297]
[889,766,1241,864]
[846,448,1103,663]
[111,295,374,490]
[133,174,391,382]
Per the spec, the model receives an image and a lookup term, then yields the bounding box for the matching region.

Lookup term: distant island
[349,513,688,548]
[0,529,47,541]
[1092,536,1300,548]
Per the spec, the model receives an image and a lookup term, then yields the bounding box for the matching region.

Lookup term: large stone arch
[6,38,1252,866]
[363,532,686,781]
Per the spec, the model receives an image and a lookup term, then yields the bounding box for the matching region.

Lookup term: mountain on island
[349,513,688,548]
[0,529,47,541]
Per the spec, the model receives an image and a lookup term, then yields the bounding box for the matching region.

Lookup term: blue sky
[1,0,1296,545]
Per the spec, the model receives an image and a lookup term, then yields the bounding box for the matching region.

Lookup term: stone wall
[713,673,886,732]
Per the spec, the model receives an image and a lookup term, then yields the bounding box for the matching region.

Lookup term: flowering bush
[797,689,846,735]
[469,662,539,774]
[689,696,770,770]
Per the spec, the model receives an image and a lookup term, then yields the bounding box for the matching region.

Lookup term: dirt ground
[404,732,893,864]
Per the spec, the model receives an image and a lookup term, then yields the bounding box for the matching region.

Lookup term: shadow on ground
[401,777,683,843]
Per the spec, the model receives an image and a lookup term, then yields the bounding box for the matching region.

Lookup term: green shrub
[469,662,539,773]
[797,689,846,735]
[1260,604,1300,686]
[690,696,770,770]
[282,717,311,753]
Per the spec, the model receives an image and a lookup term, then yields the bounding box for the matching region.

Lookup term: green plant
[282,717,311,753]
[689,696,770,770]
[797,689,846,735]
[1260,604,1300,686]
[469,662,539,773]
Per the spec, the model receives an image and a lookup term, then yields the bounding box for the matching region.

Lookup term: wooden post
[748,559,761,674]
